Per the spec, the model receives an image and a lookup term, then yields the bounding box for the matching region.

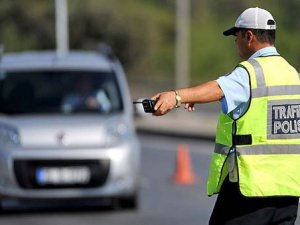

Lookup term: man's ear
[246,30,256,46]
[246,30,252,41]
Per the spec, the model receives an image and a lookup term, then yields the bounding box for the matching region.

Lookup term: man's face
[235,30,251,60]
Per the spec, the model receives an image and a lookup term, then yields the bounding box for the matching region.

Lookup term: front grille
[13,159,110,189]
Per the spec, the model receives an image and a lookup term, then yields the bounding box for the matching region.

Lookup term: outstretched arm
[151,80,224,116]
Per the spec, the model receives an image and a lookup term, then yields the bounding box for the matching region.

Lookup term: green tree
[0,0,300,89]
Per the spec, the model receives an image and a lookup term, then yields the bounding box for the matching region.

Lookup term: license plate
[36,166,91,185]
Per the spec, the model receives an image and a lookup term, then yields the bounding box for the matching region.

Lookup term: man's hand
[184,103,195,112]
[151,91,176,116]
[151,91,196,116]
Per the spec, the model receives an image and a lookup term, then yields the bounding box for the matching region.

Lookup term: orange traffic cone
[172,144,197,185]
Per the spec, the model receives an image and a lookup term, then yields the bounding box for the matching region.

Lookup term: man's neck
[252,43,274,53]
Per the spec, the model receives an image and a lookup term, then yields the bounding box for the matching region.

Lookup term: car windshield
[0,70,123,114]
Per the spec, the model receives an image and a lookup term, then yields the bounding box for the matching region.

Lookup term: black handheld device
[133,99,156,113]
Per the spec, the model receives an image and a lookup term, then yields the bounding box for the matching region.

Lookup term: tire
[0,199,5,214]
[111,194,138,210]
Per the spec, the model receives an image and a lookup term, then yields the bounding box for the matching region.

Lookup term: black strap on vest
[232,121,252,146]
[233,134,252,145]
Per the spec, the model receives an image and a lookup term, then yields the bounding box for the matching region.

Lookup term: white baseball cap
[223,7,276,36]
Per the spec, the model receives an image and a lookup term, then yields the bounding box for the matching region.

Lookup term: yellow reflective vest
[207,56,300,197]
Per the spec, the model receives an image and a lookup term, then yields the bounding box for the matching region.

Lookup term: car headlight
[0,126,20,148]
[104,120,130,146]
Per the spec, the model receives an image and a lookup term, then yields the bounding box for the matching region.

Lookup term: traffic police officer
[152,7,300,225]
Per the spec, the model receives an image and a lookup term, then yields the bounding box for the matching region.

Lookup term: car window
[0,71,123,114]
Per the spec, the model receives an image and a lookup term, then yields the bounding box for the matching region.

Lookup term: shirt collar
[249,46,279,59]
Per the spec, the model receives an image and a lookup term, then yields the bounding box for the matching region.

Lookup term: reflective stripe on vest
[248,58,300,97]
[207,56,300,197]
[252,85,300,98]
[215,143,300,155]
[248,58,266,87]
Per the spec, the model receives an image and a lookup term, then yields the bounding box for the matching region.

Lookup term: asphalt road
[0,133,299,225]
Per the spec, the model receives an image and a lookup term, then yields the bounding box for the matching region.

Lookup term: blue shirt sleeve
[216,67,250,115]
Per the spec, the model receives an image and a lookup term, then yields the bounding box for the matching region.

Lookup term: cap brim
[223,27,238,36]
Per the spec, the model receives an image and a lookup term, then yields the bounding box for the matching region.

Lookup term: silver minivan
[0,50,141,210]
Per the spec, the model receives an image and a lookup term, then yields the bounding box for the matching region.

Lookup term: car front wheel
[111,194,138,210]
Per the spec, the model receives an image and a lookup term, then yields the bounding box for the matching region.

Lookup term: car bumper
[0,141,140,200]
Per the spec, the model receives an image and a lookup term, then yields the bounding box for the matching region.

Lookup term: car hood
[0,114,127,148]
